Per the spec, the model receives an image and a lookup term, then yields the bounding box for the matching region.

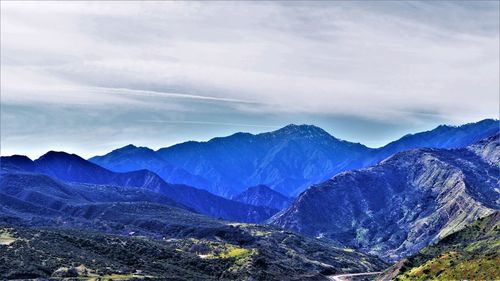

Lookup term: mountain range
[0,170,388,280]
[0,162,386,280]
[1,152,277,223]
[0,119,498,279]
[270,133,499,261]
[90,119,499,197]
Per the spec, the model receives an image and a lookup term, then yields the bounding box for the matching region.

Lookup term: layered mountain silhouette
[0,172,227,236]
[0,119,498,279]
[0,160,386,280]
[1,152,277,223]
[87,144,211,190]
[90,119,499,197]
[271,133,500,261]
[232,185,292,210]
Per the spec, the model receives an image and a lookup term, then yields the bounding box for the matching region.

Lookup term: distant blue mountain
[0,171,236,238]
[88,145,212,190]
[91,124,372,197]
[1,152,277,223]
[1,155,35,172]
[90,119,499,197]
[233,185,292,210]
[371,118,500,164]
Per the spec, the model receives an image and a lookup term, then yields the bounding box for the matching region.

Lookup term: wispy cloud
[1,1,498,157]
[137,119,279,128]
[92,87,259,104]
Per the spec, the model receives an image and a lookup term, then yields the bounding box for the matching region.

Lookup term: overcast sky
[1,1,499,158]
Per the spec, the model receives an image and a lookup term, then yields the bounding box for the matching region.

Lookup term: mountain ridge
[89,119,499,197]
[270,133,499,261]
[1,153,278,223]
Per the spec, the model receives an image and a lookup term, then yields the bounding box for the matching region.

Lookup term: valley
[2,1,498,279]
[0,120,498,280]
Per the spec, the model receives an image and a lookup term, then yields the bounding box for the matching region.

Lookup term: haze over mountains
[2,0,499,279]
[1,119,499,279]
[90,119,499,198]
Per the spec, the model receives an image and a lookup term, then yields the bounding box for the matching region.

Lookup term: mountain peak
[114,144,138,152]
[0,154,35,172]
[1,154,32,162]
[233,184,291,210]
[122,144,137,149]
[38,151,82,161]
[36,151,100,171]
[106,144,156,155]
[271,124,332,138]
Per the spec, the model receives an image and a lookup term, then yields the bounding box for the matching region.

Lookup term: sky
[1,1,499,159]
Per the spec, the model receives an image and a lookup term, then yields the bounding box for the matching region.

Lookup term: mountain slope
[467,133,500,165]
[379,212,500,281]
[90,119,499,197]
[271,134,499,261]
[233,185,292,210]
[1,153,277,223]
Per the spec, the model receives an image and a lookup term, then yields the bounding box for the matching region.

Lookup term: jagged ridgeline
[90,119,499,197]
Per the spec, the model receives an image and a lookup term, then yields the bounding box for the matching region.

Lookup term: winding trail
[328,271,382,281]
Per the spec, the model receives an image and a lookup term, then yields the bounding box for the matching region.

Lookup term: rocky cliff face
[467,133,500,165]
[271,135,499,261]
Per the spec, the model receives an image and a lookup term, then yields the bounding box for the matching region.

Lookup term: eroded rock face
[271,135,499,261]
[467,133,500,166]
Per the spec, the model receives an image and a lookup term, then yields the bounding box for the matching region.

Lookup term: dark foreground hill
[271,134,500,261]
[378,212,500,281]
[0,223,387,280]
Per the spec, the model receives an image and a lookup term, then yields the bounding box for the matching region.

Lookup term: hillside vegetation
[0,224,387,280]
[381,212,500,281]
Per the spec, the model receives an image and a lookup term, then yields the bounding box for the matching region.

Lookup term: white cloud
[1,1,499,156]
